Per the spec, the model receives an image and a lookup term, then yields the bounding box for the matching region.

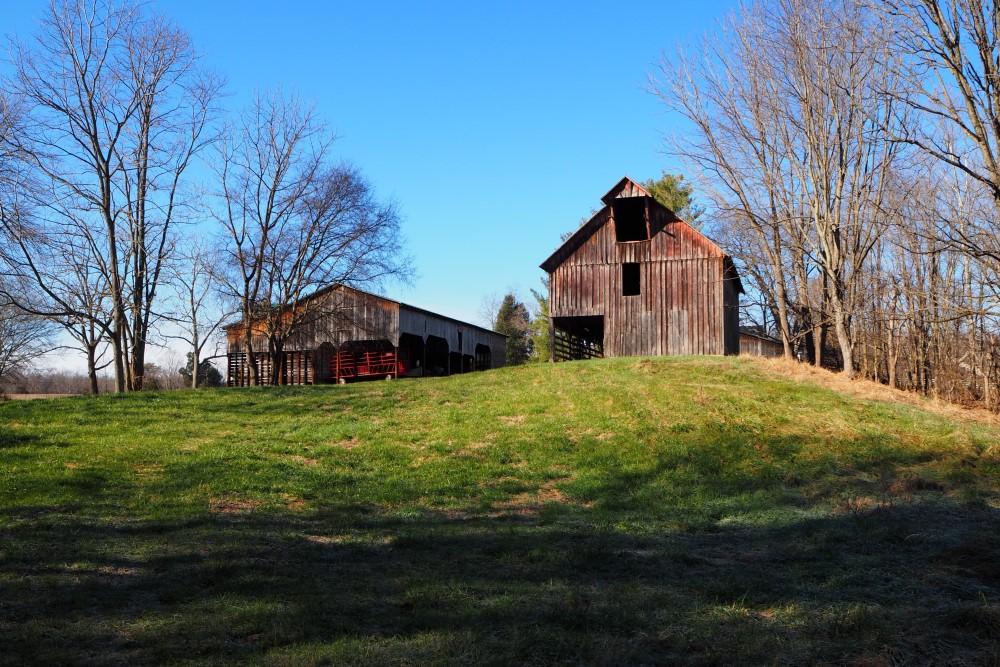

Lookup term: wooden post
[548,295,556,363]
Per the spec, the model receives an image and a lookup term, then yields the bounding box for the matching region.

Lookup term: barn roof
[539,176,742,288]
[223,283,506,338]
[600,175,652,204]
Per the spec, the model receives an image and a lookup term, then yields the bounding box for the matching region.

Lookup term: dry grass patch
[329,437,361,450]
[457,442,491,458]
[498,414,526,425]
[758,357,1000,427]
[274,454,318,467]
[282,495,308,511]
[133,463,164,477]
[489,476,592,518]
[5,393,78,400]
[208,496,261,515]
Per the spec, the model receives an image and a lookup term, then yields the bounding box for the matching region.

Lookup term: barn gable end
[541,176,742,360]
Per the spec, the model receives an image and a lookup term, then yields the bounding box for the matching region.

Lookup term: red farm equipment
[332,340,399,383]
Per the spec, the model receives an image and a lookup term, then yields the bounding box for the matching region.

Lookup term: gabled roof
[539,176,744,295]
[600,175,651,205]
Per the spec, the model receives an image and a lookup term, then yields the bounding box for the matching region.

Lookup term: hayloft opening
[622,263,640,296]
[613,197,648,242]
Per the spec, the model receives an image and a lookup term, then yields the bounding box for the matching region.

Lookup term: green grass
[1,356,999,665]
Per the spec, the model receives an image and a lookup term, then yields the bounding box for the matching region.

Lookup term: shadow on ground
[2,496,999,665]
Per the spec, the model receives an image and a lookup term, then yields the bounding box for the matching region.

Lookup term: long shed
[226,284,506,386]
[540,176,743,360]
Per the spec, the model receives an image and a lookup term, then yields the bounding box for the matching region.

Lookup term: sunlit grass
[1,356,999,664]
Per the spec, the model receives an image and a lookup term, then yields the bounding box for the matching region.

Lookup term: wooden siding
[399,306,506,367]
[549,212,735,357]
[227,287,398,353]
[740,333,784,358]
[550,222,735,356]
[225,284,507,385]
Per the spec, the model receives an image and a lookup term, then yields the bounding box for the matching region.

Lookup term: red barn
[540,176,743,360]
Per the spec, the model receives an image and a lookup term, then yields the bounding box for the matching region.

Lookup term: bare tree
[650,2,808,361]
[2,0,221,392]
[0,300,53,390]
[163,242,231,388]
[215,90,411,386]
[652,0,906,377]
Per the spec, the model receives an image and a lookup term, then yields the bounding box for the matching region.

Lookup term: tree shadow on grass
[0,432,50,449]
[2,495,998,666]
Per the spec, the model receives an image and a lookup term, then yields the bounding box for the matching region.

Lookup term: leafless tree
[163,242,232,388]
[214,90,411,386]
[653,0,906,377]
[0,300,54,390]
[1,0,221,392]
[650,2,810,361]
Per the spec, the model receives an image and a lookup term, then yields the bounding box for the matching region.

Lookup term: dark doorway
[475,344,492,371]
[316,342,336,383]
[425,336,449,376]
[552,315,605,361]
[398,333,425,377]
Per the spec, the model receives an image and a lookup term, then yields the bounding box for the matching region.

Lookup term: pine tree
[641,172,704,226]
[494,293,532,365]
[179,352,224,388]
[529,282,550,362]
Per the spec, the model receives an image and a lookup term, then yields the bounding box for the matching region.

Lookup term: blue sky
[5,0,737,367]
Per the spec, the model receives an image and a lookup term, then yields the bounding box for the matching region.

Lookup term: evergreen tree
[641,172,704,226]
[494,293,532,365]
[528,280,550,362]
[179,352,224,388]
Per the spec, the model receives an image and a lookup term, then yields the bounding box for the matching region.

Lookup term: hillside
[1,357,998,665]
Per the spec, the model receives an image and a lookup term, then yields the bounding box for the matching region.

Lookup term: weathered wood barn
[739,328,784,358]
[226,284,506,386]
[540,176,743,360]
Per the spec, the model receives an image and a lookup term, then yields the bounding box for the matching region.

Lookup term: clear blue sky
[5,0,737,365]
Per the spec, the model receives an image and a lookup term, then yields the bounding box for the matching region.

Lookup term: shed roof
[223,283,506,338]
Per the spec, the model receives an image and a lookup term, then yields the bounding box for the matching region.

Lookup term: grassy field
[1,356,999,665]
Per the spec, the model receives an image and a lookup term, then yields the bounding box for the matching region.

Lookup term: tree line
[0,0,410,391]
[651,0,1000,409]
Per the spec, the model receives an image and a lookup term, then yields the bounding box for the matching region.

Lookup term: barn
[225,284,507,386]
[540,176,743,360]
[739,328,784,358]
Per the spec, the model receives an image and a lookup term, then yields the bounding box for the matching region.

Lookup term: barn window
[613,197,648,242]
[622,263,640,296]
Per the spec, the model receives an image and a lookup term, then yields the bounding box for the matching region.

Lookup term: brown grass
[4,393,79,400]
[498,415,526,425]
[756,357,1000,427]
[208,496,261,515]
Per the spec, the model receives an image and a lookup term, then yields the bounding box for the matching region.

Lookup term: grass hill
[1,356,998,665]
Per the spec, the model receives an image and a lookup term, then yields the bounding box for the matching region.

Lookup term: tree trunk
[86,343,100,395]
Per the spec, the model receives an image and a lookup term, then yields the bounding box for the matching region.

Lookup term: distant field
[3,393,79,400]
[1,357,998,665]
